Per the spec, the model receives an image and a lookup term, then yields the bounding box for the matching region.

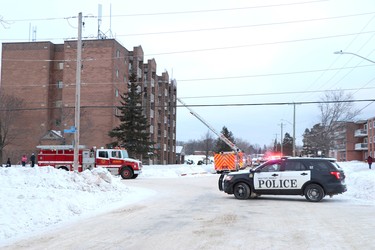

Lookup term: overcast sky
[1,0,375,147]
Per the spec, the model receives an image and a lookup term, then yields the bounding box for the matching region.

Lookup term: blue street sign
[64,126,76,133]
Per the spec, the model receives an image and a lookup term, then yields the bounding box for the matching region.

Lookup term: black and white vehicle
[218,157,347,202]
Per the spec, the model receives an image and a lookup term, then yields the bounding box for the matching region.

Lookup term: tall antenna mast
[97,3,114,39]
[97,4,105,39]
[109,4,113,38]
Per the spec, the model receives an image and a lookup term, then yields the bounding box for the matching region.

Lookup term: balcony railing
[355,143,368,150]
[354,129,368,137]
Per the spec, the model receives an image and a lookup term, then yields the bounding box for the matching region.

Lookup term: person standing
[21,155,27,167]
[30,153,36,167]
[6,158,11,167]
[367,155,373,170]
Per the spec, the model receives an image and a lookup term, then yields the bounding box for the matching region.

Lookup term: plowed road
[3,175,374,250]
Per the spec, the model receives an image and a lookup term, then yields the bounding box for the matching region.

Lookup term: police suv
[218,157,347,202]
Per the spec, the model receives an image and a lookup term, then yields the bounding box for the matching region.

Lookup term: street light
[334,50,375,64]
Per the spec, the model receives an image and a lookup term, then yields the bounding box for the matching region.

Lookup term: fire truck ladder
[177,98,240,152]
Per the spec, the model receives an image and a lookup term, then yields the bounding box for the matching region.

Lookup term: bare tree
[316,90,359,155]
[201,130,214,162]
[234,137,252,154]
[0,93,24,164]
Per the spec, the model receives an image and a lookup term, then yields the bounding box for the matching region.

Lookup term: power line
[109,0,327,16]
[179,87,375,99]
[2,98,375,111]
[3,30,375,58]
[145,30,375,56]
[4,1,328,22]
[117,12,375,37]
[176,64,375,82]
[2,64,374,88]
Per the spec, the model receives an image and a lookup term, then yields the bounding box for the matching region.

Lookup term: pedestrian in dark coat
[30,153,36,167]
[367,156,373,170]
[6,158,11,167]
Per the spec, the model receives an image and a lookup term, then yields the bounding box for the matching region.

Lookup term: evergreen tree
[108,74,153,160]
[282,132,294,156]
[214,126,235,152]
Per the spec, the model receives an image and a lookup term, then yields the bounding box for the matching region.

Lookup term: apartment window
[55,119,61,126]
[57,80,63,89]
[115,89,119,97]
[55,100,62,107]
[58,62,64,70]
[116,49,120,58]
[116,69,119,78]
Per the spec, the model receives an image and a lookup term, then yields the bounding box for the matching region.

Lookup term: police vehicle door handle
[300,173,308,176]
[271,174,278,177]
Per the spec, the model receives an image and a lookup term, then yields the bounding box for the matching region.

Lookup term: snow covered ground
[0,159,374,247]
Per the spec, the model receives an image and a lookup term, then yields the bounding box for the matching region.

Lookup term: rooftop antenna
[32,26,37,41]
[97,4,106,39]
[97,4,114,39]
[108,4,113,38]
[28,23,37,41]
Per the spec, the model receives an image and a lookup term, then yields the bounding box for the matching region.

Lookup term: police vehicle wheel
[233,182,250,200]
[120,167,133,179]
[304,184,324,202]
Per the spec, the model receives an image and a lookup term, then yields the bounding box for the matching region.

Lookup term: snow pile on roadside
[338,161,375,203]
[141,164,215,177]
[0,166,150,244]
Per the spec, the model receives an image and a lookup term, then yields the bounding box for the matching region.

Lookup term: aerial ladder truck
[178,98,245,173]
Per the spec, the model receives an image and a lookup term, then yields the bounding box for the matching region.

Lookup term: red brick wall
[1,42,53,159]
[1,39,176,164]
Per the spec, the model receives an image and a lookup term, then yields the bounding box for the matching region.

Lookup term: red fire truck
[36,145,142,179]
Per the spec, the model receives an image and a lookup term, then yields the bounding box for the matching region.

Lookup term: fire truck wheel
[120,167,133,179]
[131,174,138,179]
[58,166,69,171]
[233,182,251,200]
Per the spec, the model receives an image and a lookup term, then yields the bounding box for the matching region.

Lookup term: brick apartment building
[1,39,177,164]
[329,118,375,161]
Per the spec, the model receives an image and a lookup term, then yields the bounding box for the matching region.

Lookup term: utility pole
[73,12,82,171]
[293,103,296,157]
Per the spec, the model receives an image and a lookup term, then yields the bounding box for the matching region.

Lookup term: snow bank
[0,166,151,244]
[337,161,375,203]
[0,160,374,246]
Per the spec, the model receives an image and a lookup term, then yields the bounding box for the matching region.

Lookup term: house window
[57,80,63,89]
